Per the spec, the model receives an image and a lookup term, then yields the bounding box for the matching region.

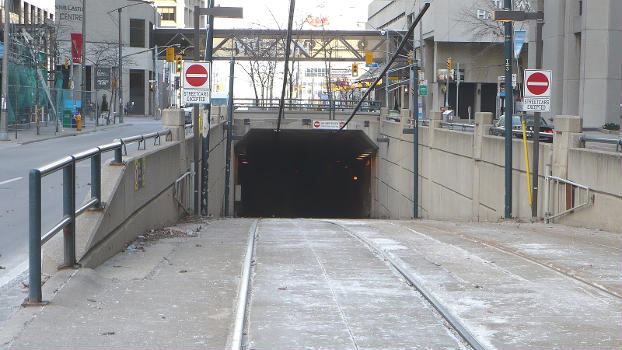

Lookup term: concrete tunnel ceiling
[234,129,378,218]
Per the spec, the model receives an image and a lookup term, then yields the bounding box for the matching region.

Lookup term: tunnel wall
[373,111,622,232]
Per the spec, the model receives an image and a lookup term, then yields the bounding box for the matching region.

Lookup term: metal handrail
[440,121,475,131]
[488,126,554,139]
[580,135,622,152]
[233,98,381,112]
[27,129,171,303]
[544,175,592,223]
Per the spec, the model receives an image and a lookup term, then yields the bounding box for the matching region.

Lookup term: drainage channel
[328,221,486,350]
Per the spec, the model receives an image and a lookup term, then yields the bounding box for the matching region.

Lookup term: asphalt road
[0,118,163,286]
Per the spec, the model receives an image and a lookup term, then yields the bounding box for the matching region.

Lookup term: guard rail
[27,129,171,303]
[580,135,622,152]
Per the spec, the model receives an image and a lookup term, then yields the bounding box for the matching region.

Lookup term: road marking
[0,177,22,186]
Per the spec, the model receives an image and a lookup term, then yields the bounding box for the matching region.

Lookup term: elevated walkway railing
[580,135,622,152]
[233,98,381,113]
[27,130,172,304]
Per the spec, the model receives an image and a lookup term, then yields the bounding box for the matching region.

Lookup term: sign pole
[503,0,513,219]
[201,0,215,216]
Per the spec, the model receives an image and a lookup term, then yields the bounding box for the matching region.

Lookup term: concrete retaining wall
[373,111,620,232]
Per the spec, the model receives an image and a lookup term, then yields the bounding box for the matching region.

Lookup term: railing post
[112,144,123,165]
[62,158,76,267]
[28,169,42,303]
[91,149,102,209]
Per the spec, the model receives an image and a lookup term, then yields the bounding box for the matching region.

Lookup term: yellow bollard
[76,114,82,131]
[521,119,532,206]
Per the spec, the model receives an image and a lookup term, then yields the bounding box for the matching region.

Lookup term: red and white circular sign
[185,64,209,87]
[525,70,551,97]
[313,121,321,128]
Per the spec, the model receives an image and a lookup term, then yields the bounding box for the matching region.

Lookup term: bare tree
[459,0,532,40]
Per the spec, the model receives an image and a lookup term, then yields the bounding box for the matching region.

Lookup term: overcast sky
[215,0,369,30]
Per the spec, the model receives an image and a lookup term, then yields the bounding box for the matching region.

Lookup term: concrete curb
[18,123,133,146]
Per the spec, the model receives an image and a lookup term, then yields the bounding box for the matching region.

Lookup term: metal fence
[580,135,622,152]
[233,98,381,113]
[544,175,592,223]
[27,130,172,303]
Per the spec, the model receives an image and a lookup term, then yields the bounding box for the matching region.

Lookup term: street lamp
[107,0,154,123]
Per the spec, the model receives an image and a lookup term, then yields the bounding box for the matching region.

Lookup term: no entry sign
[312,120,346,130]
[523,69,552,112]
[182,61,211,104]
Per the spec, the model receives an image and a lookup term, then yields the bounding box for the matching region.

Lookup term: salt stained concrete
[1,218,620,350]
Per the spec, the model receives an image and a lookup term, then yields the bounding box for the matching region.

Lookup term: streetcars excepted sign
[523,69,552,112]
[182,61,211,104]
[312,120,346,129]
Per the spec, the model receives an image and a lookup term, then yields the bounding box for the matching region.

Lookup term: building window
[159,7,175,21]
[129,19,145,47]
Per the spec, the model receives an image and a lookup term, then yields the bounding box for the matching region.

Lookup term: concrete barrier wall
[373,111,619,232]
[42,110,229,271]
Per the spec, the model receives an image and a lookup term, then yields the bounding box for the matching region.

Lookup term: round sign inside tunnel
[185,64,209,87]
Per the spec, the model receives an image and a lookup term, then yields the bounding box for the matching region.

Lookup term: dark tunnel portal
[235,129,377,218]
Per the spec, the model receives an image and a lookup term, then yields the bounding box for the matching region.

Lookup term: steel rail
[329,221,486,350]
[230,219,259,350]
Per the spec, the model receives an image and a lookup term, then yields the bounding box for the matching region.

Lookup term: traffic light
[408,52,413,65]
[447,57,452,72]
[166,47,175,62]
[64,56,70,69]
[175,54,183,73]
[352,63,358,77]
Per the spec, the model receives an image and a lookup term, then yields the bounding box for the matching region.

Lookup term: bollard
[76,114,82,131]
[112,145,123,165]
[91,150,102,208]
[28,169,42,303]
[62,158,76,267]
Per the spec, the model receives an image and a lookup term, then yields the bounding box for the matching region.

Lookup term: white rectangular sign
[312,120,346,130]
[182,89,210,104]
[523,97,551,112]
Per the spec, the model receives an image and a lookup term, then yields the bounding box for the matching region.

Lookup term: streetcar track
[327,220,484,350]
[401,221,622,299]
[230,219,259,350]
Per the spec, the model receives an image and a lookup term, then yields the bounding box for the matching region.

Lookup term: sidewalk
[0,117,138,150]
[0,218,254,349]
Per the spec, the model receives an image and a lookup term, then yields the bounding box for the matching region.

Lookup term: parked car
[490,115,521,136]
[490,115,554,143]
[184,107,193,124]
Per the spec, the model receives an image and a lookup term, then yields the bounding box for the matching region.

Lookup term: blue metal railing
[27,130,172,303]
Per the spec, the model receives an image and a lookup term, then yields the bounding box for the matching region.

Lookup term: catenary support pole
[412,51,419,219]
[193,6,200,215]
[224,58,234,217]
[0,0,10,140]
[503,0,513,219]
[118,8,123,123]
[531,0,543,218]
[81,0,86,125]
[200,0,215,216]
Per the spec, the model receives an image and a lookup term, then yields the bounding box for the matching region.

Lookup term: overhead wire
[339,2,430,131]
[276,0,296,133]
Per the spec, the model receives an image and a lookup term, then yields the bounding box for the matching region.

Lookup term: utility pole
[1,0,11,141]
[385,31,389,109]
[224,58,234,217]
[456,62,460,118]
[200,0,215,216]
[531,0,544,218]
[503,0,513,219]
[411,29,419,219]
[81,0,87,125]
[193,6,200,215]
[118,8,123,123]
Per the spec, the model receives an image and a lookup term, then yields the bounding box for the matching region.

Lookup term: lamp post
[107,0,154,124]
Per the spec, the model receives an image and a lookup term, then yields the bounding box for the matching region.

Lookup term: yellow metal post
[521,120,533,206]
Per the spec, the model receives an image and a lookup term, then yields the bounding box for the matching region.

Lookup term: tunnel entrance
[234,129,377,218]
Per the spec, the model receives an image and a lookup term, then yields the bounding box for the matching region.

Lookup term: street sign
[95,67,111,90]
[165,47,175,62]
[419,82,428,96]
[312,120,346,130]
[523,69,552,112]
[182,61,211,104]
[525,70,551,97]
